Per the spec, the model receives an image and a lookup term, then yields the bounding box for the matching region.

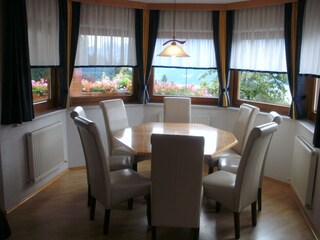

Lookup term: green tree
[161,74,168,83]
[114,67,133,91]
[31,68,50,81]
[240,71,290,105]
[199,69,219,96]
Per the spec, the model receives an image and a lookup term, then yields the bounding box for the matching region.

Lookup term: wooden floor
[6,161,317,240]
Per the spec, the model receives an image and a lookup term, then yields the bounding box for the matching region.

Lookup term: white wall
[0,111,68,210]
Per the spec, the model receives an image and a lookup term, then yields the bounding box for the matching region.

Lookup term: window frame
[33,67,59,114]
[231,70,291,115]
[147,68,219,105]
[305,76,319,122]
[70,68,139,105]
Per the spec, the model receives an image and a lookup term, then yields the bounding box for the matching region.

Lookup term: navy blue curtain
[144,11,159,103]
[69,2,80,83]
[212,11,233,107]
[1,0,34,124]
[212,11,222,99]
[58,0,68,107]
[136,10,159,103]
[135,9,144,103]
[285,1,306,119]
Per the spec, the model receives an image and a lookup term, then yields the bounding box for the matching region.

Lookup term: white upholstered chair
[205,103,259,174]
[99,99,148,171]
[163,97,191,123]
[71,106,132,171]
[70,106,132,207]
[202,122,278,239]
[74,116,151,235]
[150,134,204,240]
[218,111,282,211]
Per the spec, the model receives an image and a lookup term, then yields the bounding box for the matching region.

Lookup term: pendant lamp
[157,0,190,57]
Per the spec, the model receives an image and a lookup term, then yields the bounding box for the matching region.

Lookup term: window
[31,68,51,103]
[70,4,137,104]
[232,71,290,114]
[70,67,133,97]
[300,0,320,77]
[150,10,218,104]
[313,78,320,113]
[230,5,290,113]
[239,71,291,106]
[152,67,219,97]
[26,0,59,112]
[299,0,320,121]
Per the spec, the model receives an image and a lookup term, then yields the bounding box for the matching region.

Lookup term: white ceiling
[129,0,248,4]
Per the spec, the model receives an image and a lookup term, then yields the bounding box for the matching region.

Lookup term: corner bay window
[70,4,137,103]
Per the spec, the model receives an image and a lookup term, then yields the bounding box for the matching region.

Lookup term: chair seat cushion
[203,171,236,210]
[108,156,132,171]
[110,169,151,207]
[218,156,241,173]
[205,149,241,167]
[112,146,149,164]
[112,146,134,156]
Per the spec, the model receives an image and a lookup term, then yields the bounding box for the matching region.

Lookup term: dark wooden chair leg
[152,226,157,240]
[132,163,138,171]
[251,201,257,226]
[87,184,91,207]
[258,187,262,211]
[128,198,133,209]
[90,197,96,220]
[146,195,151,226]
[234,212,240,239]
[208,166,214,174]
[216,202,221,212]
[192,227,199,240]
[103,209,111,235]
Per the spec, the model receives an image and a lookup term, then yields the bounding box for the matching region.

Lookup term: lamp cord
[173,0,176,40]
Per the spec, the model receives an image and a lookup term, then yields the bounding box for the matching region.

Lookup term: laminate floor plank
[6,161,316,240]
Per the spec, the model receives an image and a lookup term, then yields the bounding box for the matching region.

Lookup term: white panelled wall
[0,104,319,235]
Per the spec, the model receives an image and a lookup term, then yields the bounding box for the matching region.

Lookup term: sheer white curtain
[26,0,59,66]
[75,4,136,66]
[300,0,320,76]
[230,5,287,72]
[153,10,216,68]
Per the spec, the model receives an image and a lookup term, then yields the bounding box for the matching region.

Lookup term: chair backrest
[70,106,91,183]
[74,116,111,207]
[70,106,87,119]
[99,99,129,152]
[151,134,204,228]
[259,111,282,187]
[163,97,191,123]
[232,103,260,154]
[234,122,278,211]
[268,111,282,125]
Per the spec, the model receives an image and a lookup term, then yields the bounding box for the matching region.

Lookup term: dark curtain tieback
[221,87,230,93]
